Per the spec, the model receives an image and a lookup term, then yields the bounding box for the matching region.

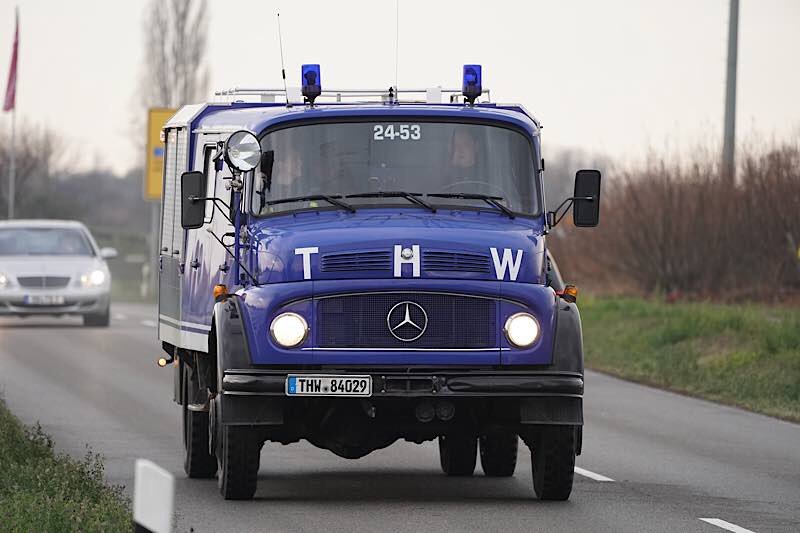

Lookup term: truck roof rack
[213,87,492,105]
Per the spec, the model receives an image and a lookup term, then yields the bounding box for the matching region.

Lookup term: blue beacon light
[301,64,321,105]
[462,64,482,105]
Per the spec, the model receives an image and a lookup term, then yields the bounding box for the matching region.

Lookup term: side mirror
[181,171,206,230]
[573,169,601,227]
[99,247,118,260]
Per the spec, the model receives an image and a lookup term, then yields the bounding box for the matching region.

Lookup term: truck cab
[158,65,601,500]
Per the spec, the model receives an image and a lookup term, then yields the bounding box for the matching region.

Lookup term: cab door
[180,135,233,340]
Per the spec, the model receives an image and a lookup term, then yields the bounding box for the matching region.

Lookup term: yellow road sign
[144,108,176,200]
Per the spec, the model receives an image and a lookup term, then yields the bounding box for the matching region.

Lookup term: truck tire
[531,426,576,501]
[83,307,110,327]
[479,431,518,477]
[439,433,477,476]
[182,376,216,478]
[217,426,261,500]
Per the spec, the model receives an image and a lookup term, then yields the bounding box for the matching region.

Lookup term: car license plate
[286,375,372,397]
[23,294,65,305]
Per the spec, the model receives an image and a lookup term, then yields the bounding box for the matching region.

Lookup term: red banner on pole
[3,8,19,112]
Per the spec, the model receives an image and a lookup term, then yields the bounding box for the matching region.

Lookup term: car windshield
[0,227,94,256]
[251,121,539,216]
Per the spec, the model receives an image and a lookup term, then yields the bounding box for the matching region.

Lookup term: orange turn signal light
[562,285,578,303]
[213,284,228,300]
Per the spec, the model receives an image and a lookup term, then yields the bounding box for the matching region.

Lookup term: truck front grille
[317,292,497,349]
[423,251,492,273]
[320,251,392,272]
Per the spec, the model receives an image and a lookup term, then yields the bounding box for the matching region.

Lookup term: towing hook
[156,354,175,368]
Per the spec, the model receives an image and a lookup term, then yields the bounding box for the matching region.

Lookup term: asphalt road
[0,303,798,532]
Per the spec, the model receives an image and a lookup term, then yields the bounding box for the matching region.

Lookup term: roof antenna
[393,0,400,103]
[277,12,290,106]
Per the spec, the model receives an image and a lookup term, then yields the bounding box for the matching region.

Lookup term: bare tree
[139,0,209,109]
[0,122,68,218]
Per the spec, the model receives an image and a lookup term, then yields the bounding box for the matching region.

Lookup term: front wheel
[439,433,477,476]
[217,425,262,500]
[531,426,577,501]
[479,431,518,477]
[83,307,110,327]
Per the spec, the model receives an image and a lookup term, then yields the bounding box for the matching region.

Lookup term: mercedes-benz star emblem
[386,301,428,342]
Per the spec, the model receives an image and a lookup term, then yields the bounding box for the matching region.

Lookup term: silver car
[0,220,116,326]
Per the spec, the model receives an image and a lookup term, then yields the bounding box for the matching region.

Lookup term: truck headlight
[504,312,540,348]
[80,269,106,288]
[270,312,308,348]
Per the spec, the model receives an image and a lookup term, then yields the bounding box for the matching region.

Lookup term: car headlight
[270,312,308,348]
[504,312,540,348]
[0,273,8,289]
[80,269,106,288]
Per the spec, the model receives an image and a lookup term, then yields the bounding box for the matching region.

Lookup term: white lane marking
[141,320,157,328]
[113,313,127,320]
[574,466,614,482]
[699,518,757,533]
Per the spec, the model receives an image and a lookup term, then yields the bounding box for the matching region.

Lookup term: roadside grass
[0,398,131,532]
[580,297,800,422]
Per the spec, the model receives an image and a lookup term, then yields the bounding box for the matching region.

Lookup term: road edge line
[699,518,757,533]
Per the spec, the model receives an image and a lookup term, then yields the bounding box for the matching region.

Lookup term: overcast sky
[0,0,798,175]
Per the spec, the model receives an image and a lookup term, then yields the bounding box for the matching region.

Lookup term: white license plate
[23,294,65,305]
[286,375,372,397]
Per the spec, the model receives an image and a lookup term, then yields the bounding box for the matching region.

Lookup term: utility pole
[722,0,739,183]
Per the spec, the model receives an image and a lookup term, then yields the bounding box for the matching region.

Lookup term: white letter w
[490,248,523,281]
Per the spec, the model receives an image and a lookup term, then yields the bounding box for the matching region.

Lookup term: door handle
[161,247,169,252]
[172,250,180,255]
[190,259,200,269]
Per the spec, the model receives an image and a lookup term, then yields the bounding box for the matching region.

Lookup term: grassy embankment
[581,297,800,422]
[0,399,131,532]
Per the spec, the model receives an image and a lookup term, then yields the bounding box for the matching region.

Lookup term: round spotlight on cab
[504,312,540,348]
[270,312,309,348]
[223,130,261,172]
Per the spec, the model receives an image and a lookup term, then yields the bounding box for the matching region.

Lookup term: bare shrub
[549,138,800,301]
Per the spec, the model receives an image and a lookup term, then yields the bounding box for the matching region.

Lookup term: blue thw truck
[157,65,601,500]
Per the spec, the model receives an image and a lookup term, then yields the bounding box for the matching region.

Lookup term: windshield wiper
[265,194,356,213]
[427,193,515,219]
[345,191,436,213]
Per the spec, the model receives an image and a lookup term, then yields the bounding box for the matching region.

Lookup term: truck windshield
[252,121,539,216]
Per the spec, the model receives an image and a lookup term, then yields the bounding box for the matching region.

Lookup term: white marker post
[133,459,174,533]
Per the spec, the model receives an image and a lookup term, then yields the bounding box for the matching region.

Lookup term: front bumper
[223,369,583,397]
[0,288,110,316]
[219,369,583,427]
